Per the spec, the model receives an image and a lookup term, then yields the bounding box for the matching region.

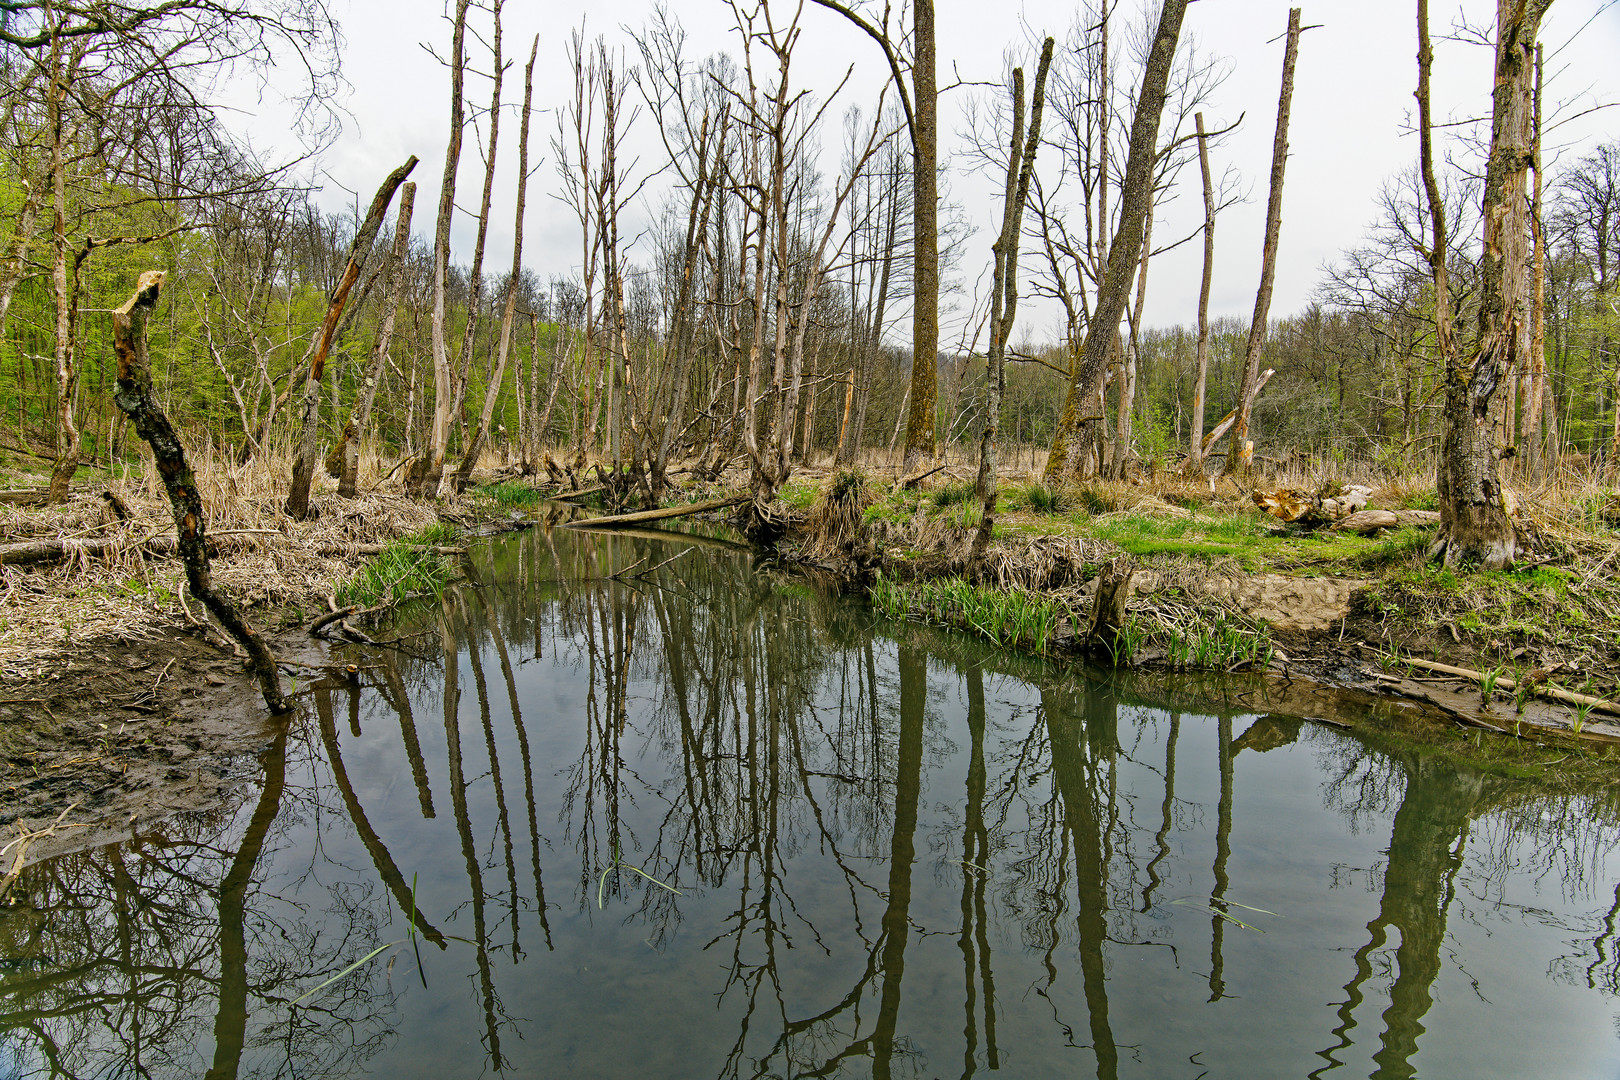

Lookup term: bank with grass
[763,464,1620,754]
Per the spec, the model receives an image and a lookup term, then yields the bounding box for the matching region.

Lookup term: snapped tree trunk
[111,272,289,713]
[1045,0,1190,482]
[336,182,416,498]
[1431,0,1549,568]
[285,156,417,520]
[1225,7,1301,477]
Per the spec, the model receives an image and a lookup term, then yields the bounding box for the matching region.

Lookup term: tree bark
[111,272,288,713]
[1045,0,1190,482]
[902,0,938,470]
[1432,0,1550,568]
[1224,8,1301,477]
[284,156,417,519]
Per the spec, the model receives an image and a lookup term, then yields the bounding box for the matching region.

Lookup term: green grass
[476,480,546,508]
[778,481,819,511]
[336,525,461,607]
[869,573,1075,654]
[930,480,977,509]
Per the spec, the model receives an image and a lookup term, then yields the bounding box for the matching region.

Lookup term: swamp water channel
[3,524,1620,1078]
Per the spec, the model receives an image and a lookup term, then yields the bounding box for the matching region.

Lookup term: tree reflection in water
[3,524,1620,1078]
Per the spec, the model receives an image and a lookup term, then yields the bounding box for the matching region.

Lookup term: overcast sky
[232,0,1620,346]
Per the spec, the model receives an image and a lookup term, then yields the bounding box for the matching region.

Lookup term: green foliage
[1156,613,1274,672]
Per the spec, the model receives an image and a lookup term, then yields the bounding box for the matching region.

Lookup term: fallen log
[1331,509,1441,534]
[1367,649,1620,717]
[551,484,606,502]
[565,496,746,530]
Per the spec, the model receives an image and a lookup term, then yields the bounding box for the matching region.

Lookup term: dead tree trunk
[408,0,472,499]
[285,156,417,520]
[336,182,416,498]
[112,272,288,713]
[454,34,539,494]
[969,38,1053,573]
[1524,43,1548,473]
[1045,0,1191,482]
[1431,0,1548,568]
[1225,7,1301,478]
[45,34,83,504]
[1187,110,1216,474]
[903,0,938,470]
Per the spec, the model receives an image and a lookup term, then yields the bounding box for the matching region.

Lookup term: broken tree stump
[112,271,290,713]
[1085,556,1137,656]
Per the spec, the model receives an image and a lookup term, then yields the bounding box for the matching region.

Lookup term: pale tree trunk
[336,182,416,498]
[454,35,539,494]
[447,0,507,438]
[1046,0,1190,482]
[969,39,1053,573]
[1187,110,1215,473]
[407,0,472,499]
[1225,7,1301,478]
[285,157,417,519]
[46,33,83,504]
[1430,0,1549,568]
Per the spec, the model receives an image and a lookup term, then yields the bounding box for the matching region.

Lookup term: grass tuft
[336,526,460,607]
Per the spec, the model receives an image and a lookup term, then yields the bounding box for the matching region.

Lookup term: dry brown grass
[0,448,475,682]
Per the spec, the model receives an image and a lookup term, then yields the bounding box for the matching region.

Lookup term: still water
[3,524,1620,1078]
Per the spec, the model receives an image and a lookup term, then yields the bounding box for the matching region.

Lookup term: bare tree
[285,157,416,519]
[454,34,540,493]
[810,0,937,470]
[334,183,416,498]
[407,0,472,499]
[1187,110,1216,472]
[1045,0,1191,482]
[968,37,1053,572]
[1224,7,1302,477]
[1431,0,1553,568]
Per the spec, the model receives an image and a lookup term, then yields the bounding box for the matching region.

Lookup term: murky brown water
[2,522,1618,1078]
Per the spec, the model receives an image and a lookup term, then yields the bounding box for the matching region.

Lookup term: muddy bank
[0,629,337,862]
[0,477,536,849]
